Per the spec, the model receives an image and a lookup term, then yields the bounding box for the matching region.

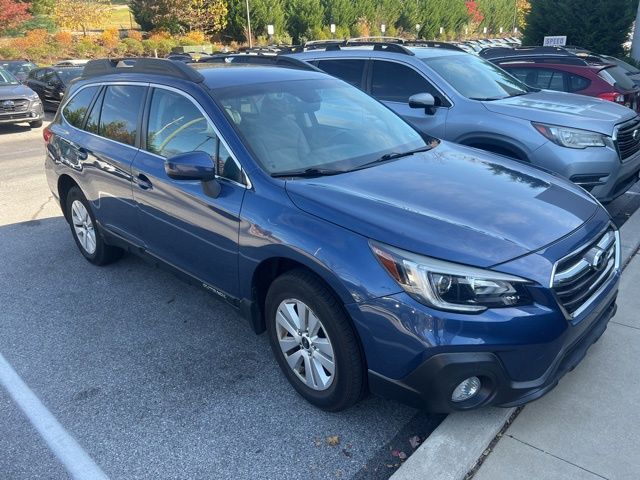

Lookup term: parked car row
[0,60,85,129]
[44,55,623,413]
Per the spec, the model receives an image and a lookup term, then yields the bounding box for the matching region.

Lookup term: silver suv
[0,66,44,128]
[292,45,640,202]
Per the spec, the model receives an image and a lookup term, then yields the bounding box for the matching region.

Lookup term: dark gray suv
[0,66,44,128]
[292,44,640,202]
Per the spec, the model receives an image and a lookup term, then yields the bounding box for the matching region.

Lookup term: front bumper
[367,293,616,412]
[529,142,640,203]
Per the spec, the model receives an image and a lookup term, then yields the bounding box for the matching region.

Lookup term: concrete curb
[390,207,640,480]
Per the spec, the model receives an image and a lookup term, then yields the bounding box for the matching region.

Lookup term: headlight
[532,123,612,149]
[370,241,532,312]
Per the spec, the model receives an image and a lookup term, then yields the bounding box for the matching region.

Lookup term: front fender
[237,186,401,306]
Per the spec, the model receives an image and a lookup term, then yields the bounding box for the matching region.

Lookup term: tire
[65,186,123,266]
[29,120,43,128]
[266,269,366,411]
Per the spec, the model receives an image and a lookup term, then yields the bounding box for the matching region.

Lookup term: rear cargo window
[62,86,99,129]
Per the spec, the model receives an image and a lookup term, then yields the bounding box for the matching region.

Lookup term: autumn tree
[0,0,32,34]
[179,0,228,35]
[54,0,111,35]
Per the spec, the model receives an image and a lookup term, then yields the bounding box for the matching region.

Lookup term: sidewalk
[473,251,640,480]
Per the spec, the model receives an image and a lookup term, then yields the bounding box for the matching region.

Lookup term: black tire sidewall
[266,271,364,410]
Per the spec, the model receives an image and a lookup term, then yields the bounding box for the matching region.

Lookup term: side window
[568,74,590,92]
[316,59,366,88]
[147,88,242,183]
[99,85,145,146]
[62,86,99,129]
[84,88,104,134]
[30,69,44,80]
[43,70,58,85]
[371,61,441,104]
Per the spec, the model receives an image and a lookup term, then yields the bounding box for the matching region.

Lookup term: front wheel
[266,270,366,411]
[65,186,123,265]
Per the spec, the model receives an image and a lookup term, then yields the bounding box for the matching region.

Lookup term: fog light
[451,376,481,402]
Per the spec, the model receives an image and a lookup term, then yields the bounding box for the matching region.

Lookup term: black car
[0,60,38,83]
[25,66,84,111]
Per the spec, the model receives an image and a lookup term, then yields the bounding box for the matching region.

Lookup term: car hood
[482,90,636,135]
[0,84,35,99]
[285,142,599,268]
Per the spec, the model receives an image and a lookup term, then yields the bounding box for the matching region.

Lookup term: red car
[481,47,640,112]
[498,62,639,111]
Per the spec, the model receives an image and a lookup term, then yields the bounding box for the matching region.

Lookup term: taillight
[597,92,625,104]
[43,126,52,144]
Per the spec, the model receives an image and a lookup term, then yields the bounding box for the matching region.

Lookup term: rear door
[43,70,64,109]
[131,86,247,297]
[368,59,449,138]
[26,68,46,100]
[66,83,147,244]
[315,58,367,90]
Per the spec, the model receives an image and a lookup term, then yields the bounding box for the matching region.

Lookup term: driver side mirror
[409,93,436,115]
[165,151,220,197]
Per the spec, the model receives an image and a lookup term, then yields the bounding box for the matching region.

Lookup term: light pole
[245,0,253,48]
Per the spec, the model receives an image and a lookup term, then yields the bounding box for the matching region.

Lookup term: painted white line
[0,352,109,480]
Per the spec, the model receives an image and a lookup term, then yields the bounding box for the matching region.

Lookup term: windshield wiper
[352,145,435,170]
[271,167,346,178]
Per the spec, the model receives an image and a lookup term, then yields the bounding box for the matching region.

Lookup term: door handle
[135,173,153,190]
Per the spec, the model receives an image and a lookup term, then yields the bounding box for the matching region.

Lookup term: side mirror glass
[165,151,216,181]
[409,93,436,115]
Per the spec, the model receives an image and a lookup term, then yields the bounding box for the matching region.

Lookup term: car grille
[552,228,618,317]
[615,117,640,161]
[0,98,29,113]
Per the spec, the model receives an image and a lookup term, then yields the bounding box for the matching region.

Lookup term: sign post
[543,35,567,47]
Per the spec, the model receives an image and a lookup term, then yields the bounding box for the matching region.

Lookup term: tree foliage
[54,0,111,35]
[0,0,32,34]
[179,0,228,35]
[523,0,638,56]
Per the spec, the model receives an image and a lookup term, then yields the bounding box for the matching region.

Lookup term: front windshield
[214,79,428,175]
[0,68,19,85]
[424,54,530,100]
[56,68,83,84]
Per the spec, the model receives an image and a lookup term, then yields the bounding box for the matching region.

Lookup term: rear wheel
[266,270,366,411]
[65,186,123,265]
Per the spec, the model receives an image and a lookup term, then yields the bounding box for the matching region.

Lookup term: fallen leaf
[409,435,421,449]
[398,451,407,460]
[342,448,352,458]
[326,435,340,446]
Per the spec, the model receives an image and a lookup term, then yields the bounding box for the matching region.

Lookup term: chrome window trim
[61,81,252,189]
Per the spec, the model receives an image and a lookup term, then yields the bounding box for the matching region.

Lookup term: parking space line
[0,352,109,480]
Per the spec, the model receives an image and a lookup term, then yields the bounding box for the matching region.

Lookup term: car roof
[193,63,332,89]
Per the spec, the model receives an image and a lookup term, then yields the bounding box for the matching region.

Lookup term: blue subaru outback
[45,58,620,412]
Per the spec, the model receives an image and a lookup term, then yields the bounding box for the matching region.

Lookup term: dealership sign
[543,35,567,46]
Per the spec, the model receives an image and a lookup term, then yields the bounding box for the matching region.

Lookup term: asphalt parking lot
[1,117,639,480]
[0,117,443,480]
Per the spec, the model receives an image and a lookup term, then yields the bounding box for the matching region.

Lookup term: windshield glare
[424,54,530,100]
[0,68,19,85]
[214,79,427,175]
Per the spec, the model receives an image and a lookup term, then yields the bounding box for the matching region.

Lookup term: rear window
[63,86,100,128]
[568,74,590,92]
[599,66,636,91]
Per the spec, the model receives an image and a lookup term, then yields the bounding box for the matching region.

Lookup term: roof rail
[348,36,405,44]
[197,53,319,71]
[404,40,466,52]
[479,46,588,66]
[82,58,204,82]
[303,39,413,55]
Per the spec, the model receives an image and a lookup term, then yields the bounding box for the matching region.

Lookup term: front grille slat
[552,228,618,317]
[0,98,29,113]
[615,117,640,161]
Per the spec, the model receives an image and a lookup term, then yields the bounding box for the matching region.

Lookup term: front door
[132,87,247,298]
